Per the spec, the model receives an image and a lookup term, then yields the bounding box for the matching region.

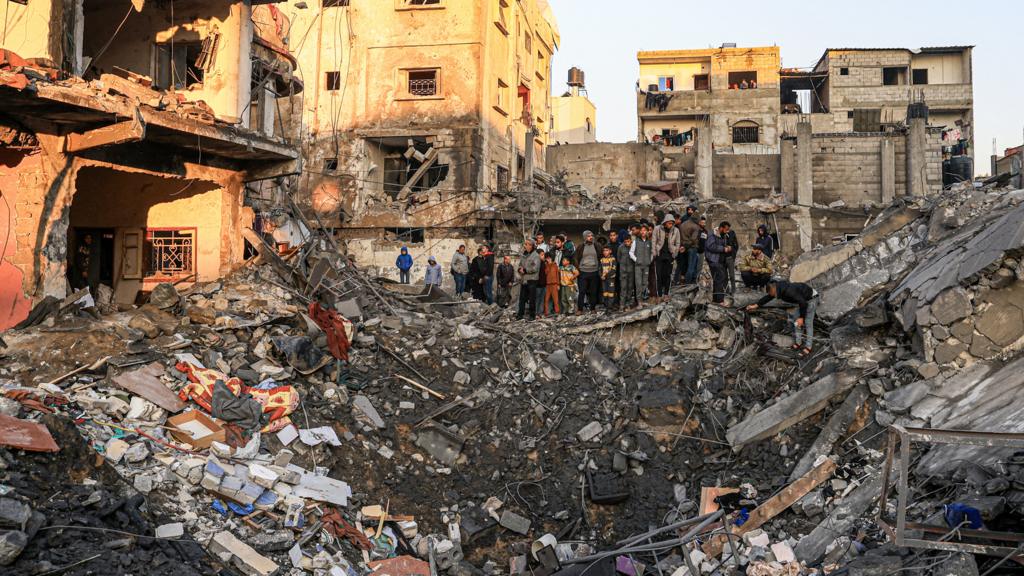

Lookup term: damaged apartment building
[283,0,560,278]
[0,0,303,330]
[549,45,975,254]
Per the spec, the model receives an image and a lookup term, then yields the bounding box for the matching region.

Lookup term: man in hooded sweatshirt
[424,256,443,292]
[450,244,470,298]
[573,230,602,313]
[754,224,775,259]
[651,213,681,301]
[516,239,541,321]
[396,247,413,284]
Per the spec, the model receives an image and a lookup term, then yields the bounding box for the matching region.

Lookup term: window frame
[398,68,442,100]
[325,71,342,91]
[657,76,675,91]
[693,74,710,91]
[494,0,509,35]
[912,68,929,85]
[396,0,443,9]
[143,227,197,281]
[494,78,509,116]
[839,67,849,76]
[731,123,759,144]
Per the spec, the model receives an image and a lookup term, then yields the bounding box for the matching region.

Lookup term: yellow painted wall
[551,94,596,144]
[0,0,64,65]
[639,62,708,91]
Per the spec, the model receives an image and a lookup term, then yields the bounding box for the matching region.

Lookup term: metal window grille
[146,229,195,277]
[732,126,759,144]
[408,71,437,96]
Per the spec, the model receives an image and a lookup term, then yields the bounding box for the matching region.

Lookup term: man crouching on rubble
[517,239,542,321]
[746,280,819,357]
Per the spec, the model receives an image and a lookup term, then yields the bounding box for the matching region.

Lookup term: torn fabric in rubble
[175,362,299,433]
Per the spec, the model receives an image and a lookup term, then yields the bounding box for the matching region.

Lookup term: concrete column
[990,155,998,178]
[906,117,927,197]
[796,121,813,206]
[781,138,795,202]
[1019,148,1024,189]
[695,127,713,199]
[881,137,896,204]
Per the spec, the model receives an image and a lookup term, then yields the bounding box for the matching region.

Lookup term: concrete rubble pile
[1,186,1023,575]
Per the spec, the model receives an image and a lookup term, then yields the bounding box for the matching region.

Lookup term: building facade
[0,0,302,329]
[282,0,559,279]
[551,68,596,145]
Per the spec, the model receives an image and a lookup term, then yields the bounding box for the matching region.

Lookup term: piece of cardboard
[166,411,226,449]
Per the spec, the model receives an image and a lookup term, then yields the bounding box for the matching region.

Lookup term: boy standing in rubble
[541,253,561,317]
[396,247,414,284]
[600,245,617,311]
[559,256,579,315]
[630,225,653,306]
[424,256,442,292]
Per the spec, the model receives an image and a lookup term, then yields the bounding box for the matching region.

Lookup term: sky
[547,0,1023,162]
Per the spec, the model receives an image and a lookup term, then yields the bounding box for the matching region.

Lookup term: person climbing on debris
[516,239,541,321]
[450,244,470,298]
[630,224,653,306]
[746,279,820,357]
[558,256,579,315]
[495,255,515,308]
[738,244,773,289]
[396,247,413,284]
[600,245,617,311]
[541,252,561,317]
[755,224,775,259]
[705,221,733,304]
[617,234,636,309]
[574,230,602,314]
[424,256,442,291]
[652,213,680,302]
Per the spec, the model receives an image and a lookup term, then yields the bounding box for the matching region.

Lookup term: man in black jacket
[495,256,515,308]
[746,280,819,356]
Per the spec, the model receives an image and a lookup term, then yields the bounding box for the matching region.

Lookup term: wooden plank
[703,457,837,558]
[66,117,145,153]
[399,147,438,196]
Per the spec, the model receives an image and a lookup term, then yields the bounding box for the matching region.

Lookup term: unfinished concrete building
[0,0,302,330]
[282,0,559,280]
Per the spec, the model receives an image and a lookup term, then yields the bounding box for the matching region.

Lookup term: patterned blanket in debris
[175,362,299,433]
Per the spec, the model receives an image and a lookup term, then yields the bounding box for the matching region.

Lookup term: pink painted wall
[0,150,32,331]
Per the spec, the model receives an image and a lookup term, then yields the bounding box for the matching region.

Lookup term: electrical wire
[84,3,134,73]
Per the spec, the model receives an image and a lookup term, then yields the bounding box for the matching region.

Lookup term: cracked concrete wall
[546,143,662,193]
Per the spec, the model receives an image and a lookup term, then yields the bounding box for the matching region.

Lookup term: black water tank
[943,155,974,186]
[907,102,929,120]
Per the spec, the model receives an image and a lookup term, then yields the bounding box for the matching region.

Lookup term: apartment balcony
[638,87,781,118]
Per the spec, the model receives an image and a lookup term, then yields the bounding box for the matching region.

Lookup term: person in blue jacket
[396,247,413,284]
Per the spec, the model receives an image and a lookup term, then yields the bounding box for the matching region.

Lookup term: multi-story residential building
[551,67,597,144]
[637,46,782,151]
[0,0,302,329]
[283,0,559,277]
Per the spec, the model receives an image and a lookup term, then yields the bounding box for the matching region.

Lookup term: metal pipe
[615,512,719,547]
[566,510,724,565]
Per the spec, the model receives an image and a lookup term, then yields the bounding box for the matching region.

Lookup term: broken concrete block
[248,463,280,489]
[156,522,184,539]
[547,350,571,370]
[585,348,619,380]
[743,529,770,548]
[498,510,531,535]
[209,530,280,576]
[726,372,857,450]
[352,395,385,429]
[123,442,150,463]
[456,324,484,339]
[0,530,28,566]
[930,287,972,325]
[104,438,130,464]
[414,424,465,466]
[771,542,796,564]
[576,421,603,443]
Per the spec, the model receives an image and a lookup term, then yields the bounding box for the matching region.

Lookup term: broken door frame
[878,425,1024,563]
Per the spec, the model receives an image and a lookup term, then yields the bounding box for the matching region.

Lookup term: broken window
[495,78,508,114]
[145,228,195,279]
[324,158,339,171]
[693,74,709,91]
[852,109,882,132]
[728,71,757,89]
[155,42,204,89]
[496,165,510,193]
[405,0,441,6]
[839,67,849,76]
[912,68,929,85]
[732,123,759,144]
[407,69,438,97]
[494,0,509,34]
[882,67,905,86]
[326,71,341,91]
[657,76,674,91]
[385,227,425,244]
[323,0,349,6]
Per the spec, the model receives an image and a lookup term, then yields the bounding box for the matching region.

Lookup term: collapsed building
[0,0,303,330]
[282,0,560,280]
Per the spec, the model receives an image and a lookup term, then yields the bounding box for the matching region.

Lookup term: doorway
[67,227,115,292]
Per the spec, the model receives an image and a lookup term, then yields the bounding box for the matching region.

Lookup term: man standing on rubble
[705,221,733,304]
[617,234,636,309]
[723,222,739,294]
[396,247,413,284]
[496,255,515,308]
[630,225,653,306]
[451,245,470,298]
[651,214,680,302]
[573,230,602,313]
[517,240,542,321]
[678,212,702,285]
[746,280,819,357]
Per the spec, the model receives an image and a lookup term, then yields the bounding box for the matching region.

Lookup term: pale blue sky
[548,0,1023,164]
